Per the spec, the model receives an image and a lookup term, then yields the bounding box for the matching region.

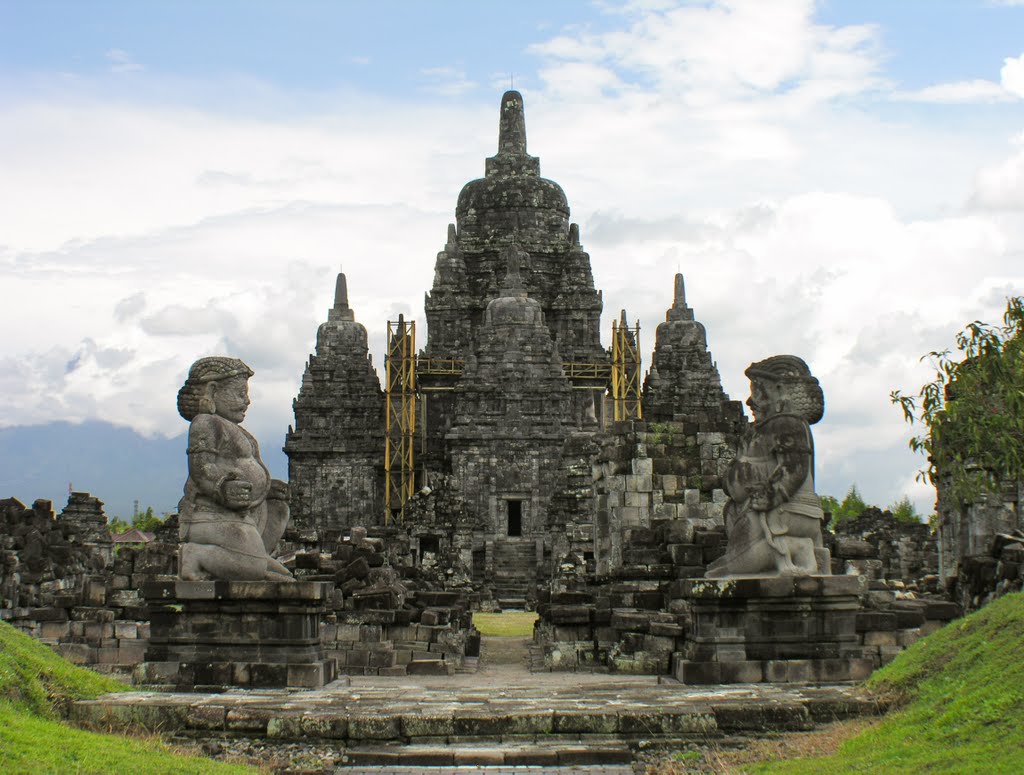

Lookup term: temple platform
[673,575,875,685]
[141,580,336,691]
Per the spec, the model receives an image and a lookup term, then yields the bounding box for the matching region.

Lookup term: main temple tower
[418,90,609,476]
[288,91,744,605]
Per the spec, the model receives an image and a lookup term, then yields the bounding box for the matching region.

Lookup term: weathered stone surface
[143,580,335,690]
[674,575,872,685]
[72,675,881,748]
[707,355,830,578]
[176,357,291,581]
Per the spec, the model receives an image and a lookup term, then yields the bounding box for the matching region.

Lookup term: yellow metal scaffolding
[611,310,642,422]
[384,316,416,523]
[416,357,465,376]
[384,314,641,519]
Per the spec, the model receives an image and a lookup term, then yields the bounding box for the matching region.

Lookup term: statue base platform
[141,580,336,691]
[672,575,875,684]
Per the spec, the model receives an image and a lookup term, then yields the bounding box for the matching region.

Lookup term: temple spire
[498,90,527,155]
[667,272,694,322]
[328,271,355,322]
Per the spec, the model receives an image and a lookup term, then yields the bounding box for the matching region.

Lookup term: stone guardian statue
[176,357,292,581]
[706,355,830,577]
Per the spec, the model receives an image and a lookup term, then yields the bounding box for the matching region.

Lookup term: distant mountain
[0,420,288,520]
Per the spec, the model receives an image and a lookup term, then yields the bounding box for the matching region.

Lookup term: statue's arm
[764,416,811,510]
[187,415,250,510]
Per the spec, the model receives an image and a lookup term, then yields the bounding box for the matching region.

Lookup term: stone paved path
[72,634,884,772]
[337,766,634,774]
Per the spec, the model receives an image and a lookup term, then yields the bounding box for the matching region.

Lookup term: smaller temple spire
[666,272,694,322]
[498,244,529,298]
[498,90,527,156]
[328,271,355,322]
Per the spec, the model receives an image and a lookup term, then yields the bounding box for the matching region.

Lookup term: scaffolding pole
[611,310,642,422]
[385,316,416,523]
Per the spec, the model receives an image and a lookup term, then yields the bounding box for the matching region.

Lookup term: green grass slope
[0,620,253,774]
[0,617,129,716]
[757,591,1024,775]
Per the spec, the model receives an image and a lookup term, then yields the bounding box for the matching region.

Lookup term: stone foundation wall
[534,575,961,678]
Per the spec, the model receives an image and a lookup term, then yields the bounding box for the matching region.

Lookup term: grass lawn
[472,611,538,636]
[0,620,254,774]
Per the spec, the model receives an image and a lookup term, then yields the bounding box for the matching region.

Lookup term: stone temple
[285,90,745,604]
[2,90,970,702]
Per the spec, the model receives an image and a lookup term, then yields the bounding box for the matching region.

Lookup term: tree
[821,484,871,525]
[131,506,164,533]
[108,516,130,534]
[887,495,921,524]
[891,297,1024,507]
[108,506,166,534]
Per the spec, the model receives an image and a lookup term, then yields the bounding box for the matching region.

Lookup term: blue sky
[3,1,1021,100]
[0,0,1022,517]
[0,1,597,97]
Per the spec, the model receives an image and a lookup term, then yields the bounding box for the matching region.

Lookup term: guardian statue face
[210,376,250,424]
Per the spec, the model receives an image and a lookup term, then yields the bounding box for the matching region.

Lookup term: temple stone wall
[936,479,1022,582]
[593,420,740,577]
[831,507,938,583]
[0,487,968,681]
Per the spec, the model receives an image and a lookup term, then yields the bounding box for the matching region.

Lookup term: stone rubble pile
[0,495,173,677]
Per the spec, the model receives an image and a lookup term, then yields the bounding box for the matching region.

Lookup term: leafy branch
[891,297,1024,507]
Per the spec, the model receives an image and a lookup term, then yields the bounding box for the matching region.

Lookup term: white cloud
[1001,53,1024,97]
[969,131,1024,211]
[895,51,1024,104]
[420,66,478,97]
[105,49,144,74]
[896,79,1012,104]
[530,0,883,106]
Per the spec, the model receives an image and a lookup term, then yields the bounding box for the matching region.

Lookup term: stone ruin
[0,495,168,671]
[4,89,1009,689]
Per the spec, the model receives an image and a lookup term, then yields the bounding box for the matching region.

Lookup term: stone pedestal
[142,580,336,691]
[672,575,875,684]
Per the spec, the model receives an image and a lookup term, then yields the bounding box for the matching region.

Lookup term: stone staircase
[491,538,537,601]
[335,742,634,768]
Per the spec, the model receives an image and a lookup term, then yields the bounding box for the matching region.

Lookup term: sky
[1,0,1023,517]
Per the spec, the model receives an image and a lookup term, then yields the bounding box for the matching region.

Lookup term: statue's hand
[268,479,289,501]
[223,479,253,509]
[748,483,771,513]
